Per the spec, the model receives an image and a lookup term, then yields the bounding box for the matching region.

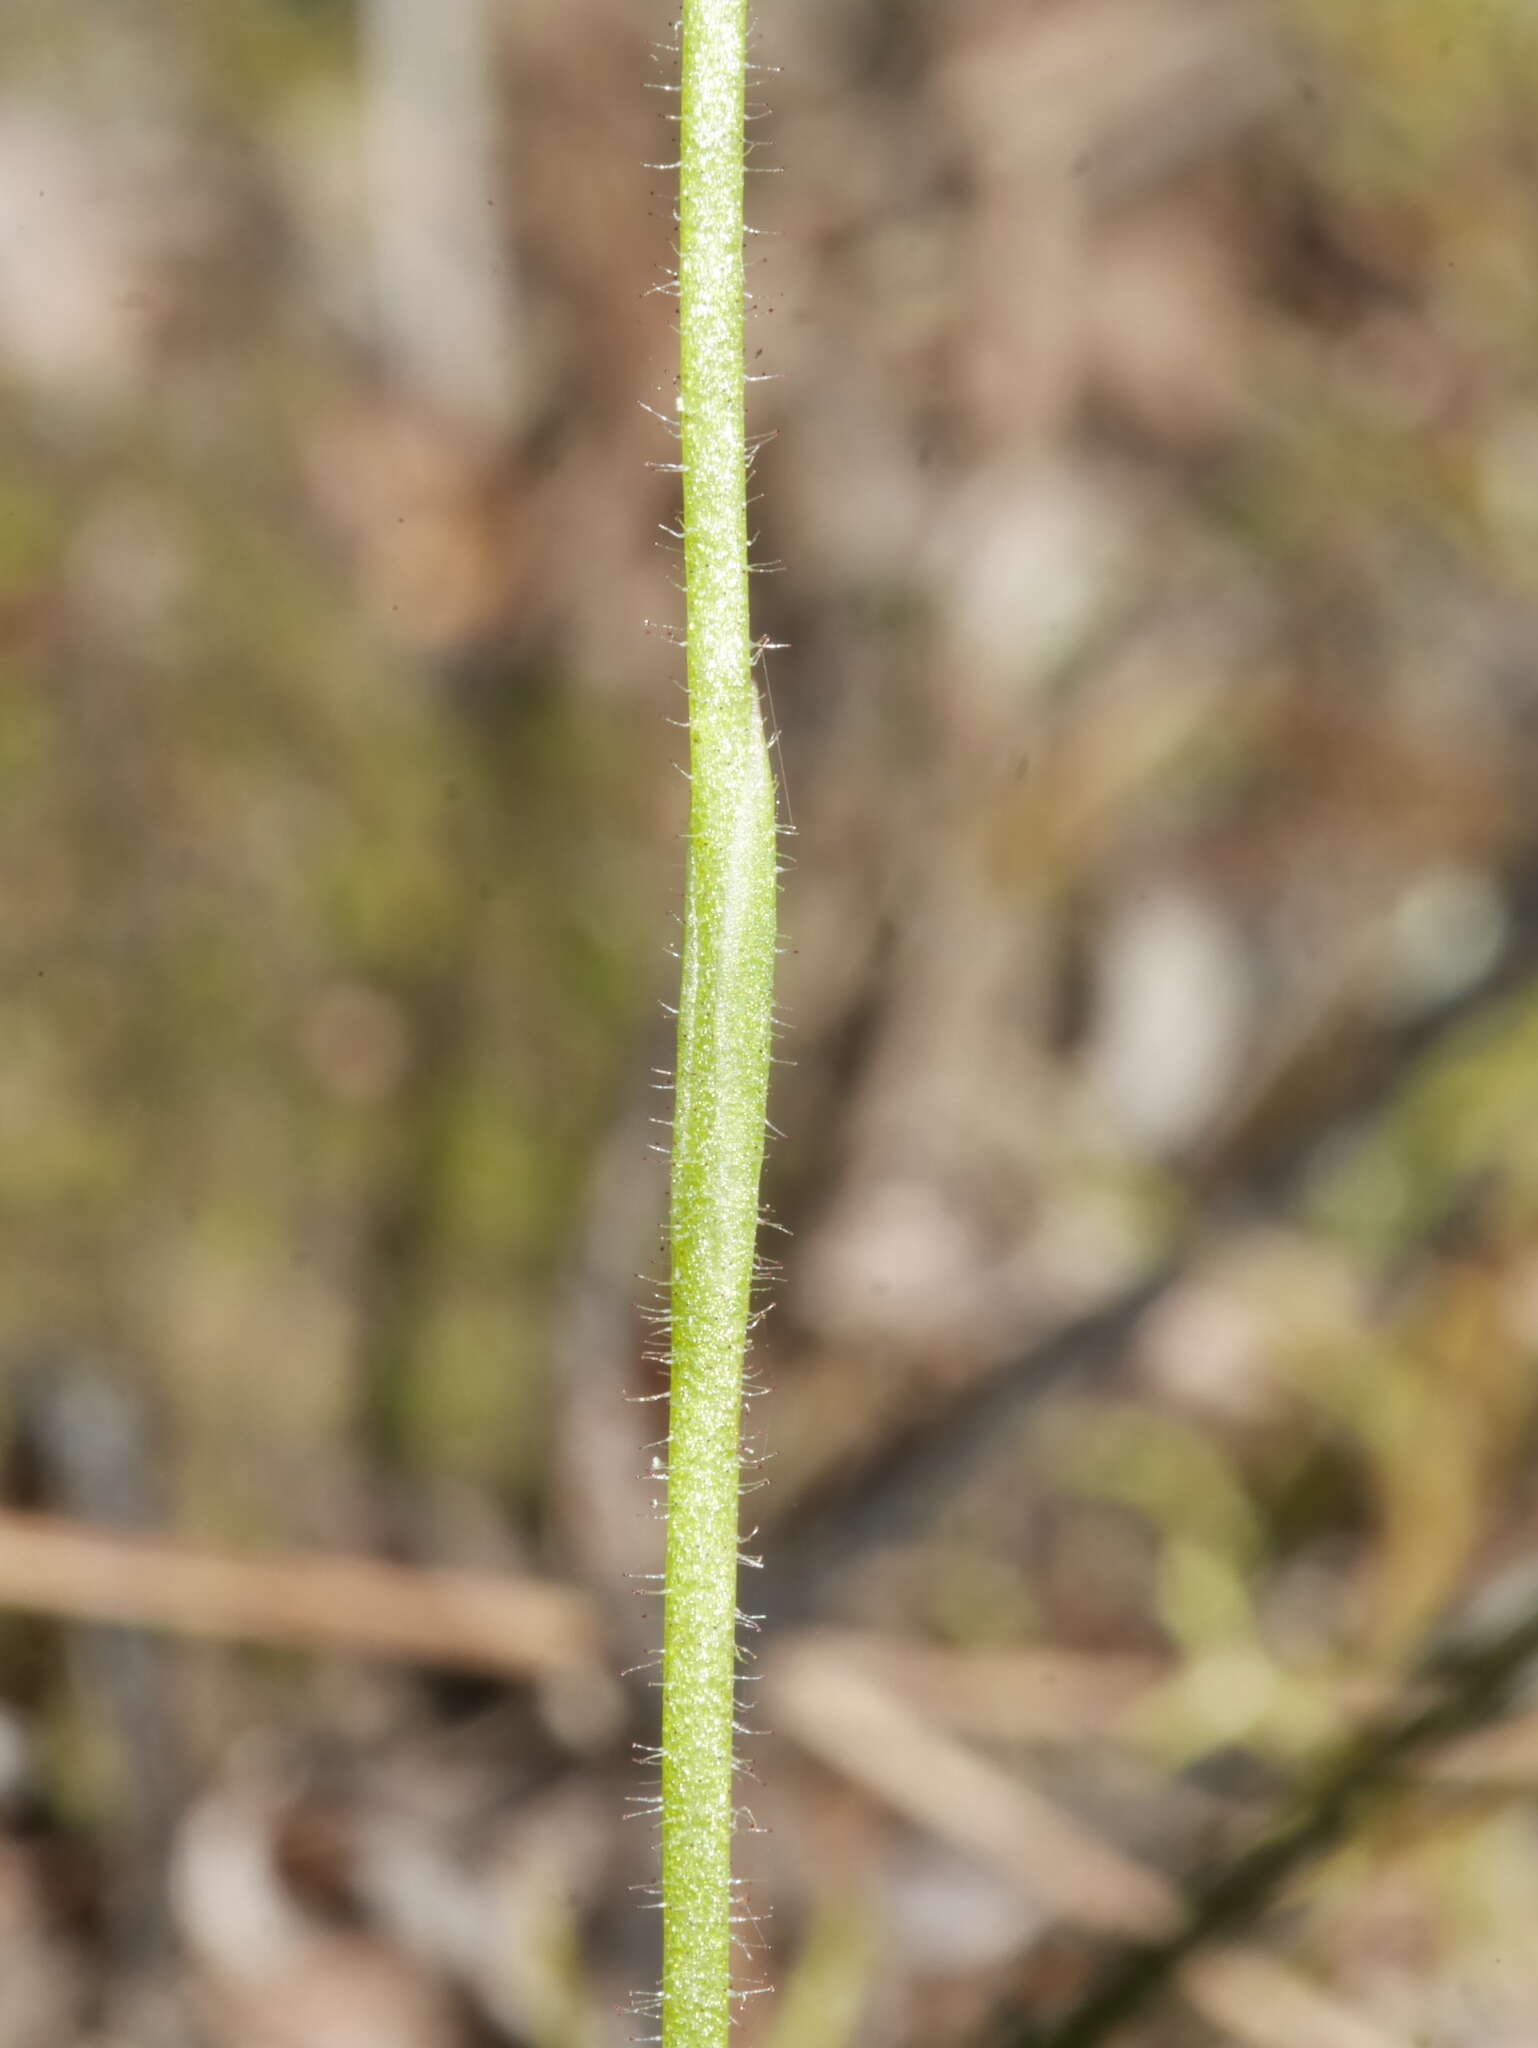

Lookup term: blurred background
[6,0,1538,2043]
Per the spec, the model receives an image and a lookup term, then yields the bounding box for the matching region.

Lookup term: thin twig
[0,1508,605,1685]
[995,1596,1538,2046]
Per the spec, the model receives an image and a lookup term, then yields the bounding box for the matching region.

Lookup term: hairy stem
[660,2,777,2046]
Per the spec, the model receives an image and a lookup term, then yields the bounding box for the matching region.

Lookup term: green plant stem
[660,2,777,2046]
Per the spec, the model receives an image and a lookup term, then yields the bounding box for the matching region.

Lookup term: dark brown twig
[992,1592,1538,2046]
